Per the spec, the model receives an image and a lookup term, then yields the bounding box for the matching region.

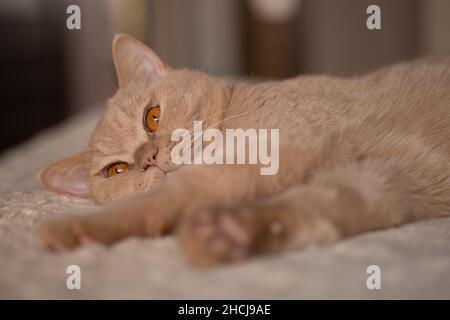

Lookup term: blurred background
[0,0,449,153]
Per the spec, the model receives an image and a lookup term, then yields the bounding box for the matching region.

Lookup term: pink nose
[134,142,159,170]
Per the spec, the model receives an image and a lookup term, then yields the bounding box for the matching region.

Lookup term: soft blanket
[1,107,449,299]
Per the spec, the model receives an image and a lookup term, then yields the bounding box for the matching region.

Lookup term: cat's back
[227,56,450,149]
[287,56,450,142]
[355,56,450,149]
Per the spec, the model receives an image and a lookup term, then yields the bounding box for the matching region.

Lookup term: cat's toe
[178,207,256,266]
[37,217,88,251]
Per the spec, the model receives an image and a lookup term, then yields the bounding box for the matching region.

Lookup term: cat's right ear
[37,152,92,199]
[112,34,170,88]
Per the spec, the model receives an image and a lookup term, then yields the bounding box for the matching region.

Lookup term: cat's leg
[37,162,299,251]
[37,204,164,251]
[179,158,449,266]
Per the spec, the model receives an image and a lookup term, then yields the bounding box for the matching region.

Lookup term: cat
[37,34,450,266]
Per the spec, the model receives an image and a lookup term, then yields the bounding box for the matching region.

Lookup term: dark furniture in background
[0,2,67,153]
[0,0,448,153]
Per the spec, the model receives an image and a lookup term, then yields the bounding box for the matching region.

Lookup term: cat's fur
[37,34,450,266]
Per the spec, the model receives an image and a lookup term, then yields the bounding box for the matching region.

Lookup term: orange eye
[104,162,129,178]
[144,105,161,133]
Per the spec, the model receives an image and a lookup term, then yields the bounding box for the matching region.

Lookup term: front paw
[37,215,95,251]
[37,213,121,251]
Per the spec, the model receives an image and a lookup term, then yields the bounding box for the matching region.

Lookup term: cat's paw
[178,206,260,266]
[37,215,111,251]
[37,216,89,251]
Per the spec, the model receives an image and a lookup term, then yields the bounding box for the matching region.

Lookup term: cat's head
[38,34,231,204]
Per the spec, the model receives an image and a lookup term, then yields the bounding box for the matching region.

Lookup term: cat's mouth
[155,164,167,174]
[141,159,180,176]
[158,165,180,176]
[149,163,178,176]
[141,163,167,175]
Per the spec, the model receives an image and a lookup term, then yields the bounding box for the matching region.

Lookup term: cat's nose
[134,142,159,171]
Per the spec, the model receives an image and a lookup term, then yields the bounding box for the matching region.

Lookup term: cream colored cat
[37,34,450,266]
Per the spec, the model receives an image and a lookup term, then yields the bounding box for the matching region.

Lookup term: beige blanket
[1,107,449,299]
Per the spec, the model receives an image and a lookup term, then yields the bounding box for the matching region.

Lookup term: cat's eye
[104,162,129,178]
[144,105,161,133]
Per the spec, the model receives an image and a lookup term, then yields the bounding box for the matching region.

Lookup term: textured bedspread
[1,106,449,299]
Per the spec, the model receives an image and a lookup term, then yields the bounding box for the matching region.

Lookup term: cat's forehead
[108,82,152,117]
[87,69,216,158]
[88,91,149,159]
[89,107,147,156]
[107,70,205,110]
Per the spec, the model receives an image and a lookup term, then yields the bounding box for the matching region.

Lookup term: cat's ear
[112,34,170,88]
[37,152,92,198]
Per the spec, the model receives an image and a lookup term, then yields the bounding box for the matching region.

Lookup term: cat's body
[38,35,450,265]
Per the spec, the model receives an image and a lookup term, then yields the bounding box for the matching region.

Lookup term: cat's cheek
[90,175,138,204]
[89,168,166,204]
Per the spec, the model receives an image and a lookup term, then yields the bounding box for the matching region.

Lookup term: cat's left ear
[37,152,92,199]
[112,34,170,88]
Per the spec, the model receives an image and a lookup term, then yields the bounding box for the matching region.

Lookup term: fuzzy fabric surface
[0,106,450,299]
